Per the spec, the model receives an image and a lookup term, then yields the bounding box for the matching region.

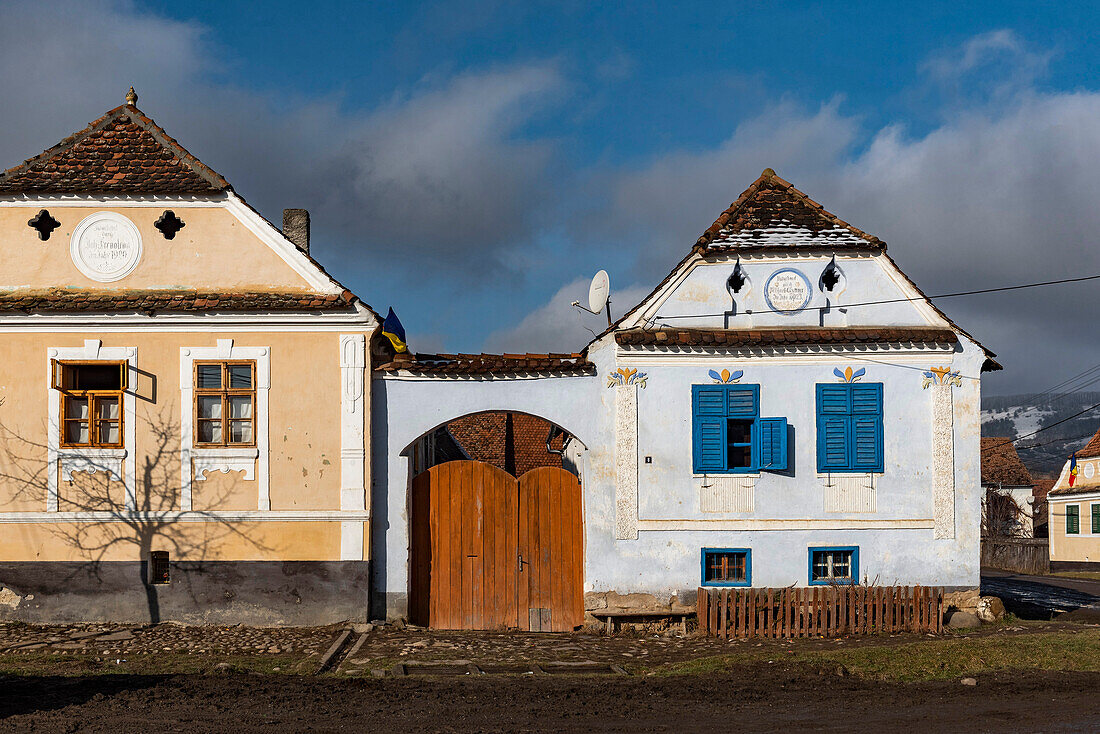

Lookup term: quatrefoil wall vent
[155,210,185,240]
[28,210,61,241]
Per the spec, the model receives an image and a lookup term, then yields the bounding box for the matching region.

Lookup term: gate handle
[517,552,524,573]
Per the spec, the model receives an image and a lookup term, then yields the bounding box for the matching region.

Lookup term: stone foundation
[0,561,371,626]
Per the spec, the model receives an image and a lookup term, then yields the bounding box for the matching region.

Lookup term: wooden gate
[409,461,583,631]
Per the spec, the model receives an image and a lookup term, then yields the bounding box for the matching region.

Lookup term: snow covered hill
[981,392,1100,477]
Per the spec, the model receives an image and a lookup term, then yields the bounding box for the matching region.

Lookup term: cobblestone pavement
[0,618,1072,675]
[0,621,333,658]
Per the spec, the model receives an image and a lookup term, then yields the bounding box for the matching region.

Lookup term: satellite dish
[589,269,610,314]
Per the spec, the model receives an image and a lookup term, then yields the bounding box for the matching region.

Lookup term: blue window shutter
[693,385,727,416]
[851,417,883,471]
[757,417,788,471]
[851,384,883,415]
[817,384,850,414]
[694,418,726,473]
[818,416,850,472]
[726,386,759,417]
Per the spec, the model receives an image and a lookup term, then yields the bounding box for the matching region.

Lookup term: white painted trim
[376,371,593,382]
[339,334,367,561]
[617,345,957,366]
[0,195,226,206]
[192,448,260,481]
[931,383,955,539]
[180,340,270,511]
[0,510,370,523]
[58,449,126,482]
[1049,492,1100,504]
[224,193,337,293]
[0,308,376,330]
[47,341,137,512]
[614,383,639,540]
[637,518,934,531]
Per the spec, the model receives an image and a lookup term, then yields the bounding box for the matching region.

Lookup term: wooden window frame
[700,547,751,587]
[52,360,127,449]
[193,360,257,448]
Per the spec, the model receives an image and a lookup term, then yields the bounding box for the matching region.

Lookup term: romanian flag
[1069,452,1078,487]
[381,307,408,353]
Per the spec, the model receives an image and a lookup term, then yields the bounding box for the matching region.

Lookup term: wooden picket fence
[697,585,943,639]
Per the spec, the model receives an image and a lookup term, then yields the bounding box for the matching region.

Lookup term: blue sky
[3,1,1100,393]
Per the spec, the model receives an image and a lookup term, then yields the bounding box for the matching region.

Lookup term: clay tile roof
[375,352,594,376]
[697,169,884,251]
[0,289,353,313]
[981,437,1034,487]
[0,103,229,194]
[1079,427,1100,459]
[614,327,958,349]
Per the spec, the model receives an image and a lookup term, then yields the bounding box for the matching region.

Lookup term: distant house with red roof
[980,437,1036,537]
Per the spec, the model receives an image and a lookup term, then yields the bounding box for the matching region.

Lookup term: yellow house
[0,91,379,624]
[1048,428,1100,570]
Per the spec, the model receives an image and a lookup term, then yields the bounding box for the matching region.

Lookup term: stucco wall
[1049,496,1100,563]
[0,329,370,563]
[371,253,987,619]
[0,203,314,291]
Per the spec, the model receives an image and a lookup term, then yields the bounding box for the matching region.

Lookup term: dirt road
[2,667,1098,733]
[982,569,1100,619]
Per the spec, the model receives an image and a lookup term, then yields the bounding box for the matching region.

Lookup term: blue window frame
[701,548,752,587]
[808,546,859,585]
[692,385,788,474]
[815,383,884,473]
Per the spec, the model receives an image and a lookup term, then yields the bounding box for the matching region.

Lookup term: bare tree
[983,488,1027,538]
[0,405,269,623]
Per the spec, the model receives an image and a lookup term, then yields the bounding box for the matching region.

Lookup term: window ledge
[191,447,258,481]
[58,448,126,482]
[694,473,760,479]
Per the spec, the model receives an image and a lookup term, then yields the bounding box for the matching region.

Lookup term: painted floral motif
[833,366,866,383]
[708,368,744,384]
[922,366,962,389]
[607,367,648,388]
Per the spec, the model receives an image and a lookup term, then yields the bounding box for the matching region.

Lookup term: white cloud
[483,278,651,353]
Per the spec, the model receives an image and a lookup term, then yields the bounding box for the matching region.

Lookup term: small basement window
[1066,505,1080,535]
[809,546,858,585]
[51,360,128,448]
[701,548,751,587]
[150,551,170,584]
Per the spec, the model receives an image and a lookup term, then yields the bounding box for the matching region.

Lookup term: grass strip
[657,629,1100,682]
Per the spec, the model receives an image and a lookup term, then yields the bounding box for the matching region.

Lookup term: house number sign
[70,211,143,282]
[764,268,811,314]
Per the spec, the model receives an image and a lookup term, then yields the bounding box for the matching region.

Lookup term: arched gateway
[371,355,597,629]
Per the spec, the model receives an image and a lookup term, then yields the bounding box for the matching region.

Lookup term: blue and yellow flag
[1069,452,1078,487]
[381,307,408,353]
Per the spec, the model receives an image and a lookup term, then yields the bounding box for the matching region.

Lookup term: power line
[653,272,1100,321]
[981,400,1100,453]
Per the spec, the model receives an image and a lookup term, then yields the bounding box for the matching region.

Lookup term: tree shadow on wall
[0,406,271,624]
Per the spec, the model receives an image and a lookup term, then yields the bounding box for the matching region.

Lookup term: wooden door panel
[410,461,582,632]
[518,467,583,632]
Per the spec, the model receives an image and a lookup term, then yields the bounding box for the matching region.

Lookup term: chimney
[283,208,310,254]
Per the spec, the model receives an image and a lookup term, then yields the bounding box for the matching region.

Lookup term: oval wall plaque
[1084,462,1095,480]
[70,212,143,283]
[764,268,812,314]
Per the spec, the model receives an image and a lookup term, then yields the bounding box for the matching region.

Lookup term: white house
[372,169,999,627]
